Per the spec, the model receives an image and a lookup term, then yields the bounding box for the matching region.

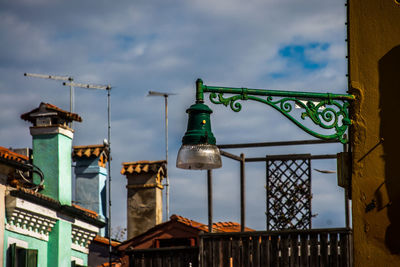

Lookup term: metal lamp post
[176,78,355,232]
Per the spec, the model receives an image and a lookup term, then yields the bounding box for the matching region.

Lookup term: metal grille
[266,155,312,230]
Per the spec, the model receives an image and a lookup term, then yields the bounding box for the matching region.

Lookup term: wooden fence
[129,246,199,267]
[128,228,352,267]
[199,228,352,267]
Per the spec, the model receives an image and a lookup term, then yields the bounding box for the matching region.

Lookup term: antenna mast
[148,90,176,220]
[64,81,113,266]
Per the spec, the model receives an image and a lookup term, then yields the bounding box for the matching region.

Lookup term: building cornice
[9,188,106,228]
[5,195,58,241]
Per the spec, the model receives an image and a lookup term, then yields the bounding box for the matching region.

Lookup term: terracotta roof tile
[121,160,166,176]
[171,214,209,232]
[17,186,59,204]
[21,102,82,123]
[72,144,108,167]
[0,146,29,163]
[73,144,107,158]
[170,214,254,233]
[72,204,99,219]
[93,235,121,247]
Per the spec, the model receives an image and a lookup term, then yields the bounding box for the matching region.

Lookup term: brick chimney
[73,144,108,236]
[21,102,82,205]
[120,160,166,239]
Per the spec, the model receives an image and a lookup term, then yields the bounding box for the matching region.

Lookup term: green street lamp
[176,80,222,169]
[176,78,355,233]
[177,78,355,170]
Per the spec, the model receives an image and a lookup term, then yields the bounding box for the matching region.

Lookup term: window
[7,243,38,267]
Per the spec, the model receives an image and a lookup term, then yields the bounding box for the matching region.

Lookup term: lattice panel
[266,156,312,230]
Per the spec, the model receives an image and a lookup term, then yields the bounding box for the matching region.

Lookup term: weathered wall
[75,160,107,217]
[126,173,163,239]
[349,0,400,265]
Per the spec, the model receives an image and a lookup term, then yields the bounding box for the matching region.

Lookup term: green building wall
[71,248,88,266]
[32,133,72,206]
[47,220,72,267]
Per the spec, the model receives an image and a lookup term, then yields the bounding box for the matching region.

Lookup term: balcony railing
[199,228,352,267]
[129,246,199,267]
[128,228,352,267]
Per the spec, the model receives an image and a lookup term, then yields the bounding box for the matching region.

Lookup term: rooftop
[93,235,121,247]
[0,146,29,164]
[171,214,254,233]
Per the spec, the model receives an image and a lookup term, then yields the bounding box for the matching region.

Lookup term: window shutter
[7,243,17,267]
[25,249,38,267]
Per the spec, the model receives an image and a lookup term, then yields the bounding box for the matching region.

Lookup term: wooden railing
[199,228,352,267]
[128,228,352,267]
[129,246,199,267]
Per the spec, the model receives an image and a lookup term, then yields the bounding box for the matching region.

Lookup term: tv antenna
[148,90,176,220]
[63,81,113,267]
[24,73,75,127]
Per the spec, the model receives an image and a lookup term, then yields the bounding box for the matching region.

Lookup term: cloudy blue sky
[0,0,349,235]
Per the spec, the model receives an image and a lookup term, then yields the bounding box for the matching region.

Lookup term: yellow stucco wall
[349,0,400,265]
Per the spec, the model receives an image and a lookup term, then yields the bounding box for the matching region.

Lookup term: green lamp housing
[176,102,222,170]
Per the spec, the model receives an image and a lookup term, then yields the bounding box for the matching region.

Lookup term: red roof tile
[72,144,108,167]
[16,187,60,204]
[0,146,29,163]
[121,160,166,176]
[21,102,82,123]
[171,214,209,232]
[93,235,121,247]
[170,214,254,233]
[73,144,107,158]
[72,204,99,219]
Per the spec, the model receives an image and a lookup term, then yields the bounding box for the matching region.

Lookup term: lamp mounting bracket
[196,79,355,144]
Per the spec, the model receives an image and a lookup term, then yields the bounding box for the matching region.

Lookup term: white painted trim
[71,256,84,265]
[5,195,58,241]
[71,243,89,254]
[5,224,50,241]
[73,218,99,233]
[71,224,97,252]
[6,196,58,219]
[7,237,28,249]
[30,126,74,139]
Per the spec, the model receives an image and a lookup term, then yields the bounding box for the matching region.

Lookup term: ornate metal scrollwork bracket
[199,81,354,144]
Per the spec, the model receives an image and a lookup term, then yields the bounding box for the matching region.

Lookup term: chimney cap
[72,144,108,159]
[21,102,82,124]
[121,160,166,176]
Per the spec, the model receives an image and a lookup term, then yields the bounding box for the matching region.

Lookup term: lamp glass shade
[176,144,222,170]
